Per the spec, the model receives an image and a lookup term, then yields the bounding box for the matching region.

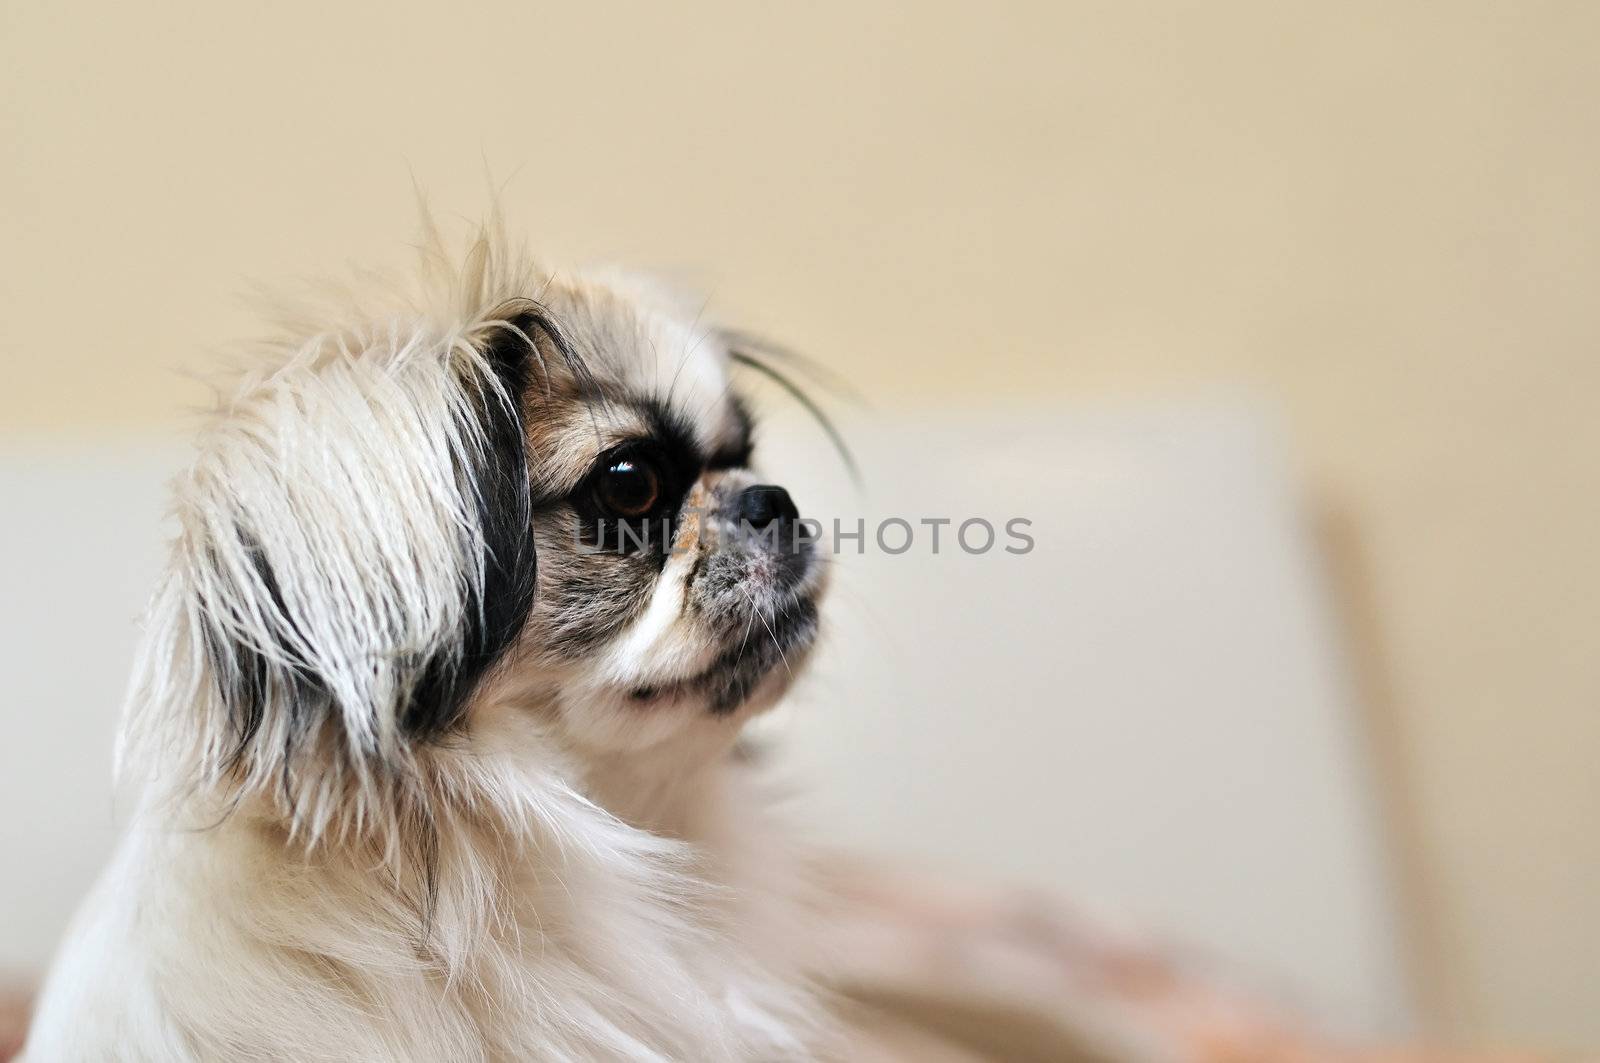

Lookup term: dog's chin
[628,596,819,715]
[555,596,820,757]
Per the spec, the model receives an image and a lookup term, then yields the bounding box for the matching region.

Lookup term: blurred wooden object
[0,984,28,1062]
[822,859,1551,1063]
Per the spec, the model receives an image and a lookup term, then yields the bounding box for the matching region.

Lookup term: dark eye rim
[706,439,754,472]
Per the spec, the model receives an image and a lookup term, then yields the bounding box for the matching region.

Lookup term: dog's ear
[179,305,556,778]
[398,307,546,738]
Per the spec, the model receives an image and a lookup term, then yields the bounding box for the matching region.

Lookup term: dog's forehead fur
[521,272,747,497]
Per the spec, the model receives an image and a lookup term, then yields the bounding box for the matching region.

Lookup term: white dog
[25,217,841,1061]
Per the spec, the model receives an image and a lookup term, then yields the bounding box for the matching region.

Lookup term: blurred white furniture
[763,395,1411,1036]
[0,397,1411,1036]
[0,441,173,977]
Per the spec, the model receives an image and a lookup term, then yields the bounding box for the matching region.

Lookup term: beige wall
[3,1,1596,1048]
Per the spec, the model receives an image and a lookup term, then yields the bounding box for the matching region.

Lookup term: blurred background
[2,1,1596,1055]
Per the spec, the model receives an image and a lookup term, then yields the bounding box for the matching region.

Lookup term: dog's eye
[595,455,662,518]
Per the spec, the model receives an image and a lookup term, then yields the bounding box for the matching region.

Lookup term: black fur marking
[399,307,562,738]
[634,394,703,478]
[707,393,755,470]
[211,538,332,770]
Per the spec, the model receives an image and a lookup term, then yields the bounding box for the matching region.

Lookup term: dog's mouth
[628,594,819,714]
[621,503,828,716]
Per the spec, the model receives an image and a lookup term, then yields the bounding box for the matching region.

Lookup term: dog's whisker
[728,348,861,486]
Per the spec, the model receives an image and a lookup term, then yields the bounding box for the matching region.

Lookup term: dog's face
[494,276,827,753]
[159,246,829,814]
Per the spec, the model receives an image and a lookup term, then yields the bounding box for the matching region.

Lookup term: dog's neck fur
[28,700,830,1062]
[577,729,745,838]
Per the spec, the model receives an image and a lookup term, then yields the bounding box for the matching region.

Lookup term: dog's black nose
[735,484,798,528]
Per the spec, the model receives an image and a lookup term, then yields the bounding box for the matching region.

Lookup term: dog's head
[498,273,829,754]
[135,228,831,825]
